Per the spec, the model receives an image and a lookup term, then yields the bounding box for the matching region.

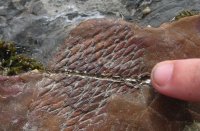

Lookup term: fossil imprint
[1,15,200,130]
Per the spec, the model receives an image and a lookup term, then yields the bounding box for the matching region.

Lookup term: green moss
[0,40,16,62]
[174,10,199,21]
[0,40,44,76]
[2,55,44,75]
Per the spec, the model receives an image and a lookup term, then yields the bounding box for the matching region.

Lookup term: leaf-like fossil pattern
[1,16,200,131]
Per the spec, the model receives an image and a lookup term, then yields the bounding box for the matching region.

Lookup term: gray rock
[135,0,200,27]
[0,0,200,65]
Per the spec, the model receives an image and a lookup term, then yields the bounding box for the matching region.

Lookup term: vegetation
[174,10,199,21]
[0,40,44,75]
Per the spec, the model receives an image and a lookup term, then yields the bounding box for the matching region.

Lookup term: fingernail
[152,63,174,87]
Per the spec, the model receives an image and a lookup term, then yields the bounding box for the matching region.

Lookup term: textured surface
[49,19,145,78]
[1,16,200,130]
[0,72,193,131]
[49,15,200,77]
[2,0,200,65]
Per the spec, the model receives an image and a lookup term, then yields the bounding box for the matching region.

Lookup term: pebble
[142,6,151,15]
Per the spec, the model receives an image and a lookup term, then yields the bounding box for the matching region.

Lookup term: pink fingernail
[152,63,174,87]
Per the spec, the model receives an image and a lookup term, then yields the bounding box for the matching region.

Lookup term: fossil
[1,15,200,131]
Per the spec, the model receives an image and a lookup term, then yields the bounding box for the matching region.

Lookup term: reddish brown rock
[1,15,200,130]
[49,16,200,77]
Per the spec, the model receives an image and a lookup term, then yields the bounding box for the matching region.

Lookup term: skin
[151,59,200,102]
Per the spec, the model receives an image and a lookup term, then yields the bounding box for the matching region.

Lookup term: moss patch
[173,10,199,21]
[0,40,44,75]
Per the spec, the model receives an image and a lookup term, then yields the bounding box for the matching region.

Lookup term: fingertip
[151,62,174,88]
[151,61,176,99]
[151,59,200,102]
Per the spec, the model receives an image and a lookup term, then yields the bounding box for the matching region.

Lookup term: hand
[151,59,200,102]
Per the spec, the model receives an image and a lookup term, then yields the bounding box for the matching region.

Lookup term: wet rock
[28,0,47,15]
[135,0,200,27]
[1,0,200,65]
[0,16,6,27]
[0,0,106,65]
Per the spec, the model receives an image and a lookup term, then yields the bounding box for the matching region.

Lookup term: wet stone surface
[0,0,200,64]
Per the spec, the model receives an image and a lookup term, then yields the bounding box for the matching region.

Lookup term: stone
[1,15,200,130]
[1,0,200,65]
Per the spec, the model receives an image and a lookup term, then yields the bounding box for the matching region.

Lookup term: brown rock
[1,16,200,130]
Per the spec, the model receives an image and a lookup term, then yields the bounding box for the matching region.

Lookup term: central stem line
[47,69,151,88]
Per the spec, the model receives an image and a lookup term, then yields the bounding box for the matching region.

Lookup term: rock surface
[1,0,200,65]
[1,15,200,130]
